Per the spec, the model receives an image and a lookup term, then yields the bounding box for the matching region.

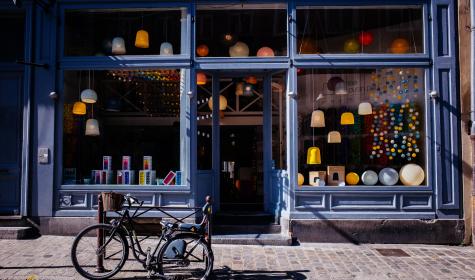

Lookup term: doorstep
[0,227,37,239]
[211,233,292,246]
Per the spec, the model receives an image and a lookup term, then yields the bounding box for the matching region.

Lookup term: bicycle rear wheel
[71,224,129,280]
[157,233,213,280]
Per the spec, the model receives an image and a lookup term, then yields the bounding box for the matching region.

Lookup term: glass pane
[197,72,212,170]
[64,8,185,56]
[196,3,287,57]
[297,68,426,187]
[62,69,184,186]
[297,6,423,54]
[272,73,287,170]
[0,11,24,62]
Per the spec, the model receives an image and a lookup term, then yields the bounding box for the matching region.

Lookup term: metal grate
[375,248,410,257]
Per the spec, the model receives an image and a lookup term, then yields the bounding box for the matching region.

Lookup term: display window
[297,68,426,187]
[62,69,185,186]
[296,6,424,55]
[196,3,287,57]
[0,11,25,62]
[64,8,185,56]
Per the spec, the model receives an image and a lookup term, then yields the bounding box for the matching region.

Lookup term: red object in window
[358,31,374,46]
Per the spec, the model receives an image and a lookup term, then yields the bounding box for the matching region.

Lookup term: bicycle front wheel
[157,233,213,280]
[71,224,129,280]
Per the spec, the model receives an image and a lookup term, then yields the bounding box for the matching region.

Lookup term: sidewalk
[0,236,474,279]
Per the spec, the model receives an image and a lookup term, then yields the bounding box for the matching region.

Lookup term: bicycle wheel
[157,233,213,280]
[71,224,129,280]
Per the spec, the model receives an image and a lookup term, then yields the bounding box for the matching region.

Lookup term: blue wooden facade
[0,0,463,230]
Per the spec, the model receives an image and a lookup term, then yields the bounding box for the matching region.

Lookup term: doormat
[375,248,410,257]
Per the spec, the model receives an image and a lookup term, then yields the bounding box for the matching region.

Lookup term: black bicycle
[71,193,214,280]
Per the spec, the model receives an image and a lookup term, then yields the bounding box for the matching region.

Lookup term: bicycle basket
[101,192,124,211]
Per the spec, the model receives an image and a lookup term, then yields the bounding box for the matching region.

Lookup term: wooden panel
[295,194,325,209]
[330,194,396,210]
[401,194,432,209]
[160,193,189,207]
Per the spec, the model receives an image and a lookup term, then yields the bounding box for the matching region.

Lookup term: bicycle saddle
[177,223,204,233]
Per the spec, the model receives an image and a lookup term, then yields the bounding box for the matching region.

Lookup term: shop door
[0,72,23,215]
[208,73,273,213]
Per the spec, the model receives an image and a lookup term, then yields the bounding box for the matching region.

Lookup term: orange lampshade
[390,38,410,54]
[197,73,207,85]
[72,101,86,115]
[340,112,355,125]
[196,44,209,57]
[245,75,257,85]
[135,30,149,48]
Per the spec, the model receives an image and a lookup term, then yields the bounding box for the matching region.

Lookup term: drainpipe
[471,0,475,245]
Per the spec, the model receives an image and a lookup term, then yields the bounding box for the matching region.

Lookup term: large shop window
[297,68,426,187]
[64,8,185,56]
[296,6,423,55]
[0,11,25,62]
[62,69,185,187]
[196,3,287,57]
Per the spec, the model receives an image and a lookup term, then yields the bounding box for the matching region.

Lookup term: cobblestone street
[0,236,474,279]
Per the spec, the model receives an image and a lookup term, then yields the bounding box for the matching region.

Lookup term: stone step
[0,227,37,239]
[213,224,281,235]
[211,233,292,246]
[213,212,276,225]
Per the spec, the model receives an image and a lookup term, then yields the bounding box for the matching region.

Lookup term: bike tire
[71,223,129,280]
[157,233,214,280]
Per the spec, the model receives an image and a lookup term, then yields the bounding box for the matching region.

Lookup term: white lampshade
[335,81,347,95]
[160,42,173,55]
[328,131,341,143]
[310,110,325,127]
[208,95,228,111]
[229,41,249,57]
[358,102,373,115]
[80,89,98,104]
[111,37,126,55]
[399,164,425,186]
[85,118,100,136]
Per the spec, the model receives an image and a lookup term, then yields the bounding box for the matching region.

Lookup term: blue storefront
[0,0,466,243]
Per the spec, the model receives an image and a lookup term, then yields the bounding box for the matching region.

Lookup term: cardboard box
[327,166,345,186]
[117,170,135,185]
[175,171,182,185]
[163,171,176,185]
[103,156,112,171]
[309,171,326,186]
[91,170,113,184]
[139,170,156,185]
[143,156,152,170]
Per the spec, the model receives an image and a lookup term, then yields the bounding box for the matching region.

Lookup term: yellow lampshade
[208,95,227,111]
[135,30,149,48]
[328,131,342,143]
[358,102,373,115]
[310,110,325,127]
[297,173,304,186]
[346,172,360,185]
[197,73,207,85]
[307,147,321,164]
[72,101,86,115]
[340,112,355,125]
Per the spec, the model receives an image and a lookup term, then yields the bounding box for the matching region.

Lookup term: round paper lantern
[390,38,410,54]
[160,42,173,55]
[72,101,86,115]
[196,44,209,57]
[297,38,318,54]
[257,47,275,57]
[306,147,321,164]
[327,131,341,143]
[378,168,399,186]
[327,77,344,91]
[399,164,425,186]
[85,118,100,136]
[346,172,360,185]
[343,38,360,53]
[340,112,354,125]
[298,173,304,186]
[362,170,378,185]
[358,31,374,46]
[111,37,126,55]
[208,95,227,111]
[310,110,325,127]
[358,102,373,115]
[335,81,347,95]
[197,72,207,85]
[229,41,249,57]
[80,89,98,104]
[135,30,149,49]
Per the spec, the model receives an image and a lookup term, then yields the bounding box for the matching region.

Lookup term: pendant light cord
[312,68,315,146]
[78,71,82,99]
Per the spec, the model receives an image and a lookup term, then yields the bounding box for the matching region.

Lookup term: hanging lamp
[307,69,321,165]
[310,110,325,127]
[335,81,347,95]
[160,16,173,55]
[328,131,342,143]
[80,71,97,103]
[73,71,86,115]
[135,30,149,49]
[340,112,355,125]
[85,105,100,136]
[358,102,373,115]
[306,147,321,164]
[208,95,227,111]
[196,73,207,85]
[235,82,244,96]
[112,37,126,55]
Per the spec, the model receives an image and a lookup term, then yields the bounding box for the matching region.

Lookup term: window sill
[60,184,190,192]
[295,185,432,192]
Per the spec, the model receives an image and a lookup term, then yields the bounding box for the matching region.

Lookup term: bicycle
[71,193,214,280]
